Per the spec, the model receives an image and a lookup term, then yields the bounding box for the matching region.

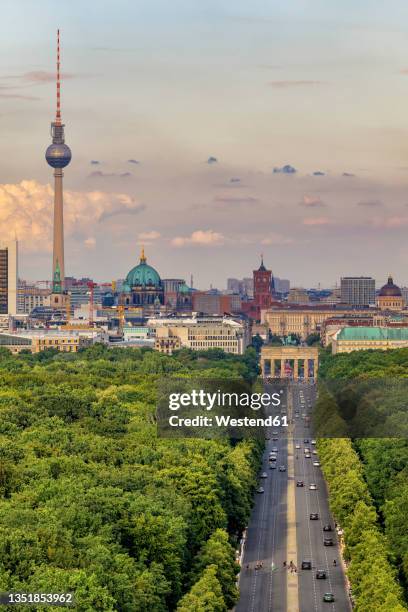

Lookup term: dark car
[323,593,335,603]
[316,570,327,579]
[296,481,304,487]
[323,524,332,532]
[310,513,319,520]
[304,438,310,443]
[323,538,334,546]
[279,465,286,472]
[301,560,312,570]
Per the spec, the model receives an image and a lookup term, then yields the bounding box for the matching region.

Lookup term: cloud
[303,217,331,226]
[300,195,326,208]
[273,164,297,174]
[370,216,408,228]
[207,156,218,164]
[260,233,294,245]
[214,195,259,206]
[313,171,325,176]
[127,159,140,164]
[0,93,39,101]
[88,171,132,178]
[90,160,100,165]
[171,230,224,247]
[268,80,326,88]
[342,172,355,177]
[16,71,75,83]
[84,237,96,249]
[138,231,161,241]
[0,179,144,252]
[357,199,383,207]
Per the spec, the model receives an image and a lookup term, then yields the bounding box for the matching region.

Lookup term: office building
[149,314,250,355]
[0,240,18,315]
[340,277,376,306]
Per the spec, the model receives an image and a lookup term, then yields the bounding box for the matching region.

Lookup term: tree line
[317,346,408,609]
[0,345,261,611]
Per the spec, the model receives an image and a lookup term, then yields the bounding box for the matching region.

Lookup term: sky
[1,1,408,289]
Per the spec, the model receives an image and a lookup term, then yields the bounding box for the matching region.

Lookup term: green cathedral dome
[125,248,162,288]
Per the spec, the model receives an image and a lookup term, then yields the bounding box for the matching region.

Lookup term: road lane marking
[286,389,299,612]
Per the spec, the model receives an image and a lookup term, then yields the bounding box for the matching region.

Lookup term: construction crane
[87,281,97,327]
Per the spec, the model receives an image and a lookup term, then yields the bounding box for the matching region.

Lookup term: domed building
[122,248,164,308]
[377,276,404,311]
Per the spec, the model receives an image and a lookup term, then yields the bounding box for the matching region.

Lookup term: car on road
[309,483,317,490]
[295,444,301,449]
[279,465,286,472]
[301,560,312,570]
[271,447,278,453]
[296,480,304,487]
[272,430,279,436]
[313,461,320,467]
[310,513,319,520]
[270,463,276,469]
[316,570,327,579]
[257,487,265,494]
[323,593,335,603]
[304,438,310,443]
[265,435,270,440]
[305,454,311,459]
[260,472,268,478]
[312,450,318,455]
[311,439,316,445]
[323,524,332,532]
[304,447,310,453]
[323,538,334,546]
[272,436,278,441]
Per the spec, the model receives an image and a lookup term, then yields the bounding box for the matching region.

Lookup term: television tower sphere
[45,142,72,168]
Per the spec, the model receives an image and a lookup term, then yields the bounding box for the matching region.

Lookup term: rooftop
[337,327,408,341]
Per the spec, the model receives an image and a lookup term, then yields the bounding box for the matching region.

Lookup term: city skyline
[1,2,408,287]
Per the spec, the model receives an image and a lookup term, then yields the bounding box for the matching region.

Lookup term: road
[236,381,351,612]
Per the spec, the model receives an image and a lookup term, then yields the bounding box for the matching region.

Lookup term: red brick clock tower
[253,256,273,310]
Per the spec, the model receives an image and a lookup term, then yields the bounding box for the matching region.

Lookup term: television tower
[45,29,71,293]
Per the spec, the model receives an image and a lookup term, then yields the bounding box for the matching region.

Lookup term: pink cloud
[303,217,331,226]
[370,216,408,228]
[268,80,326,88]
[171,230,224,247]
[300,194,326,207]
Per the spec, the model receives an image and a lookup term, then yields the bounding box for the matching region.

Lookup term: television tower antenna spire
[56,29,61,125]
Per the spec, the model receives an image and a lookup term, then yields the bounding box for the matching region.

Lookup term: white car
[309,483,317,490]
[257,487,265,494]
[295,444,301,450]
[311,440,316,445]
[261,472,268,478]
[313,450,318,455]
[313,461,320,467]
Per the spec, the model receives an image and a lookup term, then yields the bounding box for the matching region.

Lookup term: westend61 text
[168,415,288,427]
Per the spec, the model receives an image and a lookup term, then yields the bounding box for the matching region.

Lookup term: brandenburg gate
[260,345,319,380]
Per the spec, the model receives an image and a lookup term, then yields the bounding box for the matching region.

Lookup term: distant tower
[45,29,72,294]
[253,254,273,310]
